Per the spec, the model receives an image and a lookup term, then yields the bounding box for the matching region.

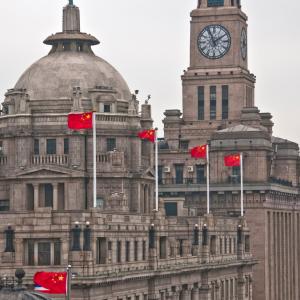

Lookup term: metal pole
[93,112,97,208]
[66,265,71,300]
[206,144,210,215]
[155,128,158,211]
[240,153,244,217]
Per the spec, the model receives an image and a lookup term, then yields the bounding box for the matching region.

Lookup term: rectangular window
[104,104,111,113]
[44,184,53,207]
[64,138,69,155]
[245,235,250,252]
[28,240,34,266]
[210,235,217,255]
[208,0,224,7]
[198,86,205,120]
[46,139,56,155]
[175,164,184,184]
[34,139,39,155]
[97,237,107,264]
[117,241,121,263]
[107,138,116,152]
[125,241,130,262]
[134,241,138,261]
[222,85,229,120]
[158,166,163,184]
[210,86,217,120]
[196,165,206,184]
[220,238,223,254]
[159,237,167,259]
[38,242,51,265]
[54,241,61,265]
[0,200,9,212]
[179,140,189,150]
[164,202,178,217]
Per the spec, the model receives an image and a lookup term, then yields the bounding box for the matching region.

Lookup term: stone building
[158,1,300,300]
[0,1,256,300]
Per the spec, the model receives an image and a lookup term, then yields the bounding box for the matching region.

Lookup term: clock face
[241,28,247,60]
[197,25,231,59]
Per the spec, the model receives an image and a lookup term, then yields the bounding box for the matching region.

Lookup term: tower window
[210,86,217,120]
[207,0,224,7]
[198,86,205,120]
[222,85,229,120]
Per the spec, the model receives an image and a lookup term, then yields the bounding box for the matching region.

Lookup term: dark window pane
[222,85,229,120]
[175,165,184,184]
[134,241,138,261]
[198,86,205,120]
[44,184,53,207]
[46,139,56,155]
[0,200,9,212]
[104,104,111,113]
[165,202,178,216]
[208,0,224,6]
[210,86,216,120]
[158,166,163,184]
[142,241,146,260]
[34,139,39,155]
[64,138,69,155]
[107,138,116,152]
[54,241,61,265]
[196,165,206,184]
[117,241,121,263]
[97,237,107,264]
[38,242,51,265]
[28,240,34,266]
[125,241,130,262]
[179,141,189,150]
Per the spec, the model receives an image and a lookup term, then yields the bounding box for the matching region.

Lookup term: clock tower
[182,0,256,131]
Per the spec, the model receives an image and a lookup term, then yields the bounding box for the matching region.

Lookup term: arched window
[207,0,224,7]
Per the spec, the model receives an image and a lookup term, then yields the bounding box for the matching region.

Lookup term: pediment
[16,166,84,178]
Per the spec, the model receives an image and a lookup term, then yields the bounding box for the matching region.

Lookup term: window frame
[106,138,116,152]
[198,86,205,120]
[46,139,56,155]
[210,86,217,120]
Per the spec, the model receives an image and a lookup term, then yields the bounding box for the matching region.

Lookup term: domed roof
[14,51,131,101]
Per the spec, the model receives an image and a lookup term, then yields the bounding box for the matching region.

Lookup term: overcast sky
[0,0,299,144]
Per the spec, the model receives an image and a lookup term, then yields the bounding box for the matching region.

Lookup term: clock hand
[214,33,227,43]
[208,29,216,47]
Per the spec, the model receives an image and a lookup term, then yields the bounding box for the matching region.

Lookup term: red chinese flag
[68,112,93,130]
[138,129,156,143]
[190,145,207,159]
[34,272,67,295]
[224,154,241,167]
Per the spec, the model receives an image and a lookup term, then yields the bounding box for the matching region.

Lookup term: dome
[14,51,131,101]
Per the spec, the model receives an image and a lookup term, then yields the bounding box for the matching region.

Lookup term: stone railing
[31,154,69,166]
[97,153,111,163]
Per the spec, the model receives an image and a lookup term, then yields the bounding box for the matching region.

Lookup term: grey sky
[1,0,299,144]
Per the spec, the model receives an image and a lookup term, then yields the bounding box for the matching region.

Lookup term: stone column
[52,183,58,210]
[199,272,210,300]
[33,183,39,210]
[237,267,245,300]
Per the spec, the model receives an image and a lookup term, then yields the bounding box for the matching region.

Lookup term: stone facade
[0,1,256,300]
[158,1,300,300]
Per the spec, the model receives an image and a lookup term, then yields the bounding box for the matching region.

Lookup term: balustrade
[31,154,69,166]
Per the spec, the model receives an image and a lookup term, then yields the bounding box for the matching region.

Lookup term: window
[198,86,205,120]
[44,184,53,207]
[210,235,217,255]
[196,165,206,184]
[222,85,229,120]
[0,200,9,212]
[220,238,223,254]
[175,164,184,184]
[208,0,224,6]
[142,240,146,260]
[210,86,217,120]
[0,141,3,152]
[46,139,56,155]
[26,240,61,266]
[34,139,39,155]
[179,140,189,150]
[164,202,178,217]
[245,235,250,252]
[64,138,69,154]
[96,197,105,209]
[158,166,163,184]
[104,104,111,113]
[107,138,116,152]
[125,241,130,262]
[117,241,122,263]
[134,241,138,261]
[159,237,167,259]
[224,237,227,254]
[232,166,241,183]
[97,237,107,264]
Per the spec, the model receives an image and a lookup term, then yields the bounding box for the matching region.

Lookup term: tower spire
[63,2,80,32]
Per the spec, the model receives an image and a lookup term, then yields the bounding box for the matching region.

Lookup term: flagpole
[66,265,71,300]
[240,153,244,217]
[155,128,158,211]
[206,144,210,215]
[93,112,97,208]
